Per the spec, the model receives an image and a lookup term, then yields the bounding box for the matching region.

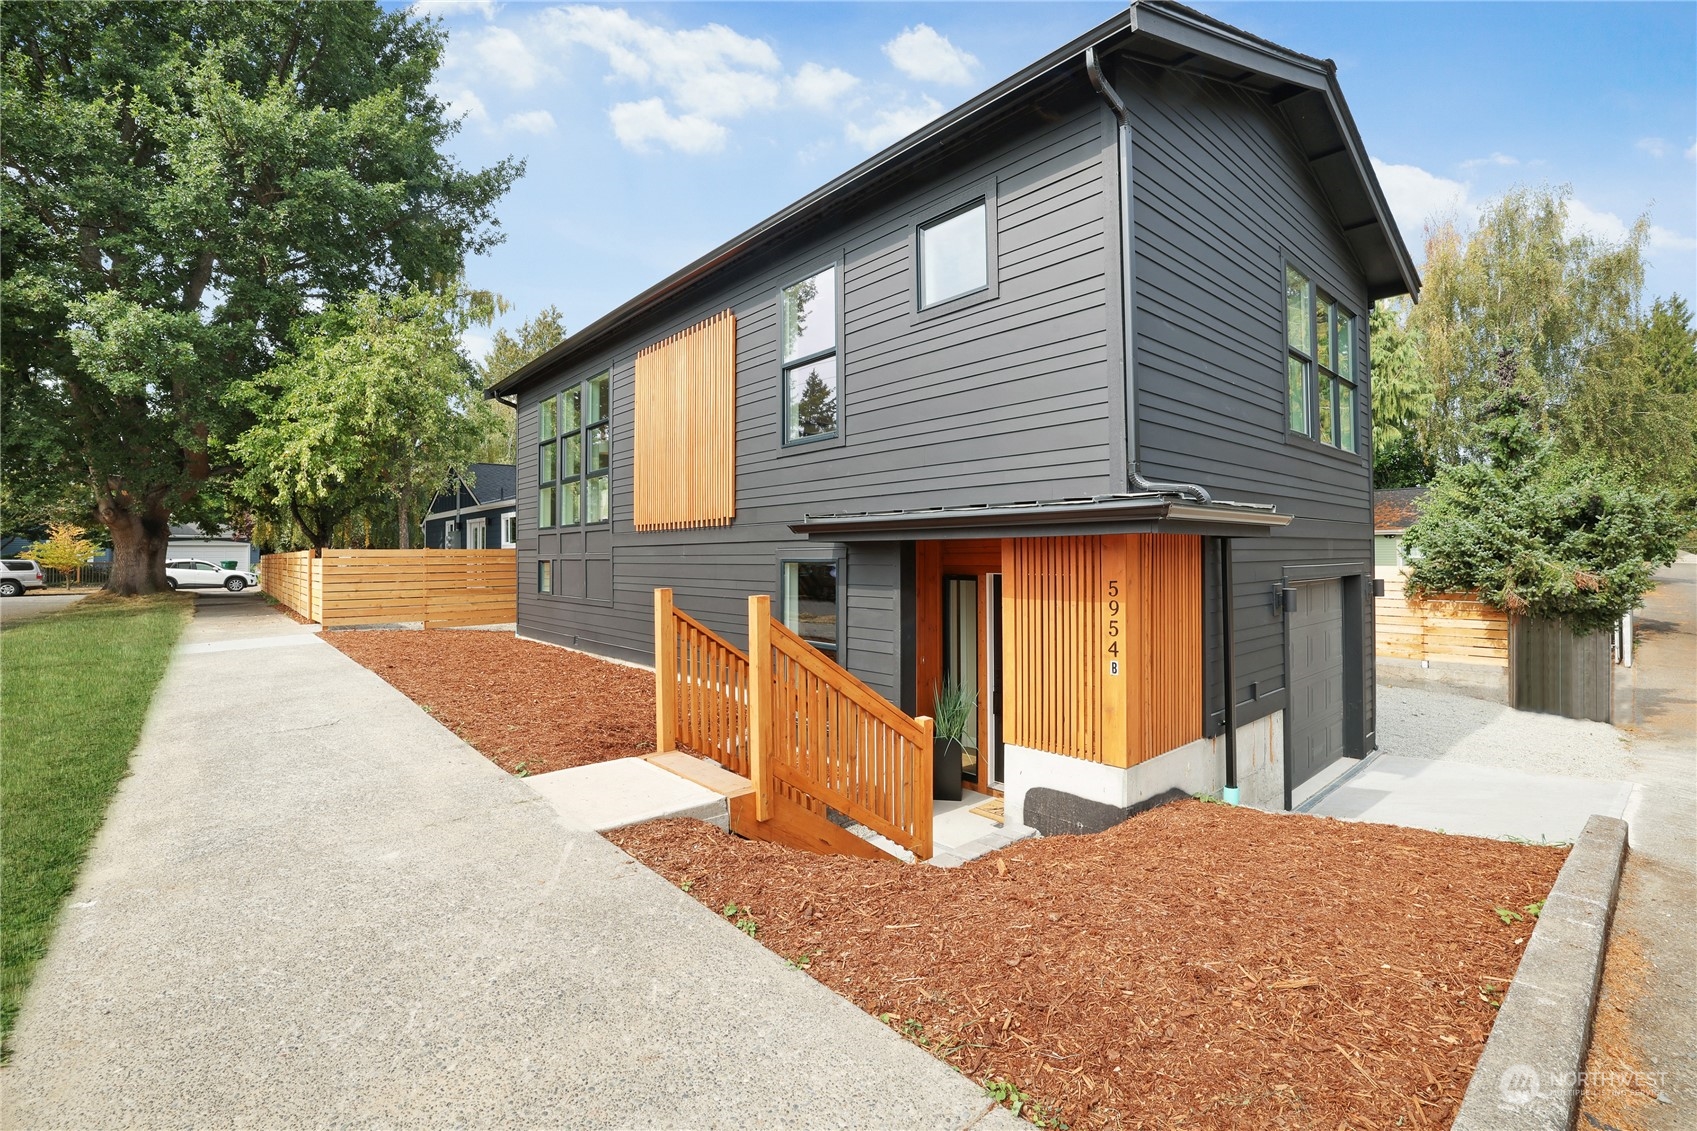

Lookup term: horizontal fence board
[1374,567,1507,667]
[259,549,516,628]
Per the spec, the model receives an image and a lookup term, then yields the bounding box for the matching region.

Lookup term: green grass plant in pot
[931,676,976,801]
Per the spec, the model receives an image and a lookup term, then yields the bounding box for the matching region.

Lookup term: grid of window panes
[780,266,839,444]
[1285,265,1356,452]
[540,373,611,530]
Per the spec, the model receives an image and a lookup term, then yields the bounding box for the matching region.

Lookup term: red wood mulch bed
[609,802,1565,1130]
[325,629,653,774]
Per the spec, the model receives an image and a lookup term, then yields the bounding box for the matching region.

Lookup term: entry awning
[789,494,1294,542]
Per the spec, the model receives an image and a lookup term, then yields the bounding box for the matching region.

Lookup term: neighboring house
[488,2,1418,820]
[1374,487,1426,568]
[168,524,255,569]
[424,463,518,550]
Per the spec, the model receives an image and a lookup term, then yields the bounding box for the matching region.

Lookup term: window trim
[538,364,615,531]
[501,513,516,547]
[537,559,553,594]
[467,517,487,549]
[1281,255,1364,462]
[910,177,1000,322]
[776,256,848,453]
[777,551,846,658]
[537,393,559,530]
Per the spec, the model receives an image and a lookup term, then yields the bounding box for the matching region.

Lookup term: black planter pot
[933,735,964,801]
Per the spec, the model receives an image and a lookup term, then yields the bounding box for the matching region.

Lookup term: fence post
[914,715,934,861]
[748,594,772,822]
[654,588,677,754]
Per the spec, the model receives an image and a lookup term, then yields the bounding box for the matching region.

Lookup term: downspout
[1084,45,1212,504]
[1220,538,1239,804]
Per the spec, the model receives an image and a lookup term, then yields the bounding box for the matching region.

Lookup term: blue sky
[409,1,1697,358]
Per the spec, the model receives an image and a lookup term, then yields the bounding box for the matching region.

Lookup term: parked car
[0,559,45,596]
[165,559,258,592]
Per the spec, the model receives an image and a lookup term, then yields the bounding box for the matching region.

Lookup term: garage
[1287,579,1348,792]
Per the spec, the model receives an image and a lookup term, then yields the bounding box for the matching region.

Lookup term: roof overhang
[788,494,1294,542]
[490,1,1417,401]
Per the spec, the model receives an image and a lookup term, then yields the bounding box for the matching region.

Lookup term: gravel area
[1377,685,1640,780]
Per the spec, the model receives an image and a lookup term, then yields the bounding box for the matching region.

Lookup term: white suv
[165,559,258,592]
[0,559,45,596]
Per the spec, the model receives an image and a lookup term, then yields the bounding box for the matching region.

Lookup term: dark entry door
[1288,579,1347,788]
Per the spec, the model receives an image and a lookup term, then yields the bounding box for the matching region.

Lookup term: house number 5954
[1106,578,1121,677]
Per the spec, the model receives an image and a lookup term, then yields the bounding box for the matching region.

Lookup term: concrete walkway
[1,596,1019,1130]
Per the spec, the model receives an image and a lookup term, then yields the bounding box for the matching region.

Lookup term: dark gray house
[488,2,1417,821]
[424,463,518,550]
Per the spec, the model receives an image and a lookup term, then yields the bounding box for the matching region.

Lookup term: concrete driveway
[1,597,1019,1130]
[0,591,86,629]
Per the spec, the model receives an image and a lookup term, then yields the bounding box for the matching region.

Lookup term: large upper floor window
[1285,264,1356,453]
[918,200,988,308]
[538,372,611,529]
[781,266,839,445]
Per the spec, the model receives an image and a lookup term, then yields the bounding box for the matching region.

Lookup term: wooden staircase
[654,588,934,861]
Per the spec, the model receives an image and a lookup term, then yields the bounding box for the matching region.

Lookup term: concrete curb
[1452,813,1629,1131]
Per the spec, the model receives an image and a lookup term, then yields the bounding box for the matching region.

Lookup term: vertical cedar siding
[634,310,737,530]
[1002,534,1202,766]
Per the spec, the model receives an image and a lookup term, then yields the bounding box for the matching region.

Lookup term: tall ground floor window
[782,560,839,655]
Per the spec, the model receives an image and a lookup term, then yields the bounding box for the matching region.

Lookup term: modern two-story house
[489,2,1418,828]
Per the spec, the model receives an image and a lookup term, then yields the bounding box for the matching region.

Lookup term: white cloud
[1687,142,1696,162]
[845,96,944,152]
[467,25,547,90]
[788,63,860,112]
[609,98,728,155]
[438,85,490,126]
[542,6,779,119]
[1562,197,1633,244]
[1635,137,1669,159]
[1649,225,1697,253]
[1370,157,1477,243]
[882,24,978,86]
[1460,151,1518,170]
[461,330,493,363]
[412,0,498,20]
[503,109,557,135]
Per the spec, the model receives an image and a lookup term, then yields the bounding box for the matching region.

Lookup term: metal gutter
[789,496,1291,539]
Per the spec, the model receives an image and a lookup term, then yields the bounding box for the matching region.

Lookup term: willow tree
[1410,186,1646,463]
[0,1,519,593]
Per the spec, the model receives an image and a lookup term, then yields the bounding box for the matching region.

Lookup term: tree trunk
[100,492,172,595]
[396,491,411,550]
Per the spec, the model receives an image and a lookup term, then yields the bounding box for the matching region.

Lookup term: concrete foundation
[1378,656,1508,703]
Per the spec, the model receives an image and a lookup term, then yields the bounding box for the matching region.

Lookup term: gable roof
[491,0,1418,401]
[1374,487,1427,532]
[428,462,517,515]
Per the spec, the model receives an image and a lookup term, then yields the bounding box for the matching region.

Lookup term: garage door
[1288,579,1346,789]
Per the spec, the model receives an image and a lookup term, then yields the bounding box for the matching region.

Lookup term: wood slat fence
[655,588,934,860]
[1375,567,1508,667]
[260,549,515,628]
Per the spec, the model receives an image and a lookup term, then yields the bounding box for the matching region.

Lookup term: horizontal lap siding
[516,94,1118,700]
[1126,68,1377,744]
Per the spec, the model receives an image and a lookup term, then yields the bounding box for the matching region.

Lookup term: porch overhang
[788,494,1294,542]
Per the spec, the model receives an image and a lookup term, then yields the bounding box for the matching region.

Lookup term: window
[538,394,558,529]
[781,267,839,444]
[467,518,487,549]
[782,560,839,656]
[1285,264,1357,452]
[501,513,516,546]
[918,201,988,308]
[538,560,553,594]
[539,373,612,529]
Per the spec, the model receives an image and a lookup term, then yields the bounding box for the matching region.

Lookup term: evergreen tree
[793,368,837,437]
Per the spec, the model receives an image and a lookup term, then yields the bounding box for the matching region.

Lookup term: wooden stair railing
[653,588,935,861]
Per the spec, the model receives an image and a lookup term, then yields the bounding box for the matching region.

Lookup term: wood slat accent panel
[634,309,736,531]
[1375,567,1508,667]
[1002,534,1202,768]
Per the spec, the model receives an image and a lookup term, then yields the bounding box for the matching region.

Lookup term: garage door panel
[1288,579,1347,790]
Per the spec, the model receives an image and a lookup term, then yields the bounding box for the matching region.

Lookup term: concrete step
[524,757,729,832]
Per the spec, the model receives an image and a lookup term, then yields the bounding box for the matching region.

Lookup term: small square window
[501,514,516,545]
[538,560,553,594]
[918,202,988,308]
[784,355,839,444]
[783,561,839,655]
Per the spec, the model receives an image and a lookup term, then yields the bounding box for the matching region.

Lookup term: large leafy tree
[233,286,496,552]
[471,305,568,465]
[1410,186,1646,463]
[1,1,519,592]
[1368,300,1437,488]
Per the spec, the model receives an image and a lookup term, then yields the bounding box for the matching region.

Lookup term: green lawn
[0,594,191,1055]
